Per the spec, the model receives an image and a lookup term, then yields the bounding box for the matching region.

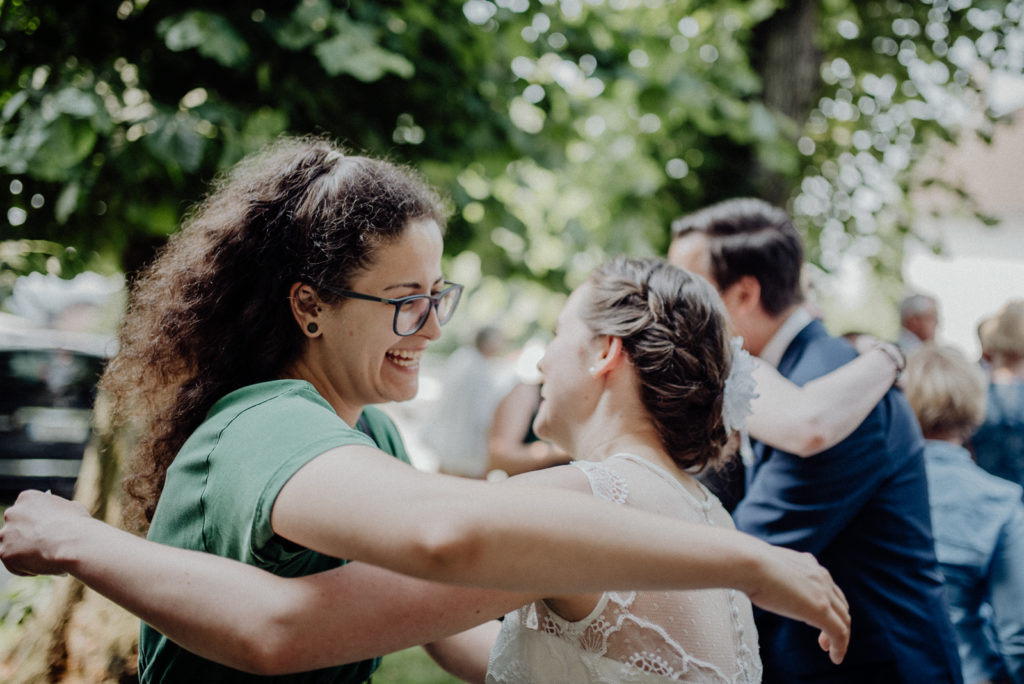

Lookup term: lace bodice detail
[487,454,762,683]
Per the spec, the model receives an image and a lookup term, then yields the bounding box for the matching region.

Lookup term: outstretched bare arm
[747,343,901,456]
[1,467,850,674]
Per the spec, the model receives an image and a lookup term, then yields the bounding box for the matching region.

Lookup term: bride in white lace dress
[488,456,761,683]
[484,256,761,683]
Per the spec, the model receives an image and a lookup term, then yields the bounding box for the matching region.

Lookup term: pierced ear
[289,282,324,337]
[591,335,625,378]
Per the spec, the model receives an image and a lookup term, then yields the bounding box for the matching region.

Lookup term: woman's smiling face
[313,218,447,418]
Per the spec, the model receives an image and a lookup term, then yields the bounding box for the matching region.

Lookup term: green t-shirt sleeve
[195,385,371,571]
[140,383,406,683]
[358,405,410,465]
[241,392,409,571]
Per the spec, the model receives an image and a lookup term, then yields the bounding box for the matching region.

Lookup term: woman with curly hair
[0,137,853,683]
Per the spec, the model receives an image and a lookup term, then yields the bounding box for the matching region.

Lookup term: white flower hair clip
[722,336,759,433]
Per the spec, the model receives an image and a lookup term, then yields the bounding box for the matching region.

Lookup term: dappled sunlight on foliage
[0,0,1020,339]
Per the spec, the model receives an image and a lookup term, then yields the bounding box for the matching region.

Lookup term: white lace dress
[486,454,762,684]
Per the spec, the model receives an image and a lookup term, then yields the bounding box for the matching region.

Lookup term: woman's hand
[744,542,850,665]
[0,489,91,576]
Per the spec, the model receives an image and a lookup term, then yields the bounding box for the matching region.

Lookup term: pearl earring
[588,366,597,375]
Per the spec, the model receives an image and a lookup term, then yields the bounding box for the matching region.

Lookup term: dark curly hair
[100,136,449,524]
[580,256,733,471]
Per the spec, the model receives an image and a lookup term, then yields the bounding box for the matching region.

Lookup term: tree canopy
[2,0,1021,338]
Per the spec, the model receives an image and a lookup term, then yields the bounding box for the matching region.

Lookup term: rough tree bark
[751,0,823,206]
[0,397,140,684]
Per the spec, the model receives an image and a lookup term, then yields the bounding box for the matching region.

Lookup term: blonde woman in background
[972,300,1024,490]
[905,345,1024,684]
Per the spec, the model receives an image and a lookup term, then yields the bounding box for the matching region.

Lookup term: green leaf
[52,87,98,118]
[292,0,333,31]
[50,87,114,134]
[241,108,289,150]
[55,181,81,224]
[274,20,319,51]
[26,117,97,181]
[314,34,415,81]
[274,0,331,50]
[130,200,182,238]
[749,102,780,141]
[143,113,206,174]
[158,11,249,68]
[2,91,29,123]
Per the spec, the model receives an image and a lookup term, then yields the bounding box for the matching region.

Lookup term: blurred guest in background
[978,315,998,372]
[421,325,514,478]
[905,344,1024,684]
[971,300,1024,492]
[487,380,569,477]
[898,293,940,356]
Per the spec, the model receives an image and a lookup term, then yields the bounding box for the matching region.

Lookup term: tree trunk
[1,397,140,683]
[752,0,823,206]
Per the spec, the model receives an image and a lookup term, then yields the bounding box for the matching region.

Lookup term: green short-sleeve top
[138,380,409,683]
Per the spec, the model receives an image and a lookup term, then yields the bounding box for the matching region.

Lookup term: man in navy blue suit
[669,198,962,684]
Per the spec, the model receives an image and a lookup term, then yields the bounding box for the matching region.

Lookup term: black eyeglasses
[319,280,464,336]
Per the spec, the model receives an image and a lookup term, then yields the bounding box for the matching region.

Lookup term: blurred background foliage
[1,0,1022,344]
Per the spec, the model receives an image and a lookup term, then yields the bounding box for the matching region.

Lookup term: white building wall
[905,109,1024,358]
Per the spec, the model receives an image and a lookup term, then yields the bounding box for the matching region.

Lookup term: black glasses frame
[319,280,464,336]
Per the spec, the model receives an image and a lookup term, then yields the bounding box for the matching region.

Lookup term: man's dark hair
[671,197,804,316]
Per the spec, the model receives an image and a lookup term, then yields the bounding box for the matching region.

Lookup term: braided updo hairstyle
[580,256,734,471]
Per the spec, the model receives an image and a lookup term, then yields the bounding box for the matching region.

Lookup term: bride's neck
[565,372,675,470]
[570,405,667,466]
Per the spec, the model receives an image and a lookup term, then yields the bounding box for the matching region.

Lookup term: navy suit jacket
[733,319,962,684]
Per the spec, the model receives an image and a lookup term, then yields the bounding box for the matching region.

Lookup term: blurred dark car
[0,326,114,499]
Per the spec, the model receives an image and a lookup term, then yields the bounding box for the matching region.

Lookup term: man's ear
[721,275,762,316]
[289,282,324,337]
[591,335,626,378]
